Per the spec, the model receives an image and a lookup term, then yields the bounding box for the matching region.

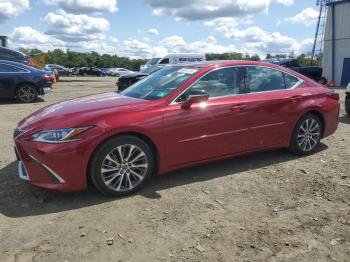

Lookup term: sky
[0,0,321,58]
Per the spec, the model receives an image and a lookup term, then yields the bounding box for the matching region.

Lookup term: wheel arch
[15,82,39,97]
[86,131,160,186]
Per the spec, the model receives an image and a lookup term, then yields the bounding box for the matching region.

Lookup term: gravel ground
[0,77,349,262]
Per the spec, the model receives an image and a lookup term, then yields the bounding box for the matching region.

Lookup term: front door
[163,66,249,167]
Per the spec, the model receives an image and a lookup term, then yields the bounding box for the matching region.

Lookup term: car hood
[120,72,148,78]
[17,92,147,131]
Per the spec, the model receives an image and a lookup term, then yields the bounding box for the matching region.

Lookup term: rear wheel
[289,113,322,155]
[89,135,155,196]
[345,96,350,116]
[115,73,120,77]
[16,85,38,103]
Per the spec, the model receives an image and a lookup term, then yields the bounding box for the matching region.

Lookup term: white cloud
[44,10,110,42]
[8,26,65,51]
[42,0,118,14]
[0,0,29,23]
[285,8,319,27]
[148,28,159,35]
[273,0,294,6]
[145,0,293,21]
[206,19,311,54]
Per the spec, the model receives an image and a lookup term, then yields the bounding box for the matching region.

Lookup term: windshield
[121,66,200,101]
[146,58,161,66]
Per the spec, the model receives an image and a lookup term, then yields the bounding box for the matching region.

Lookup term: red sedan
[14,61,340,196]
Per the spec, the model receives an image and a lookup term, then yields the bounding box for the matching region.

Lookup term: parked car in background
[346,82,350,116]
[14,61,339,196]
[109,68,134,77]
[0,47,35,67]
[78,67,106,76]
[46,64,71,80]
[117,65,163,91]
[157,53,206,65]
[0,60,53,103]
[140,57,161,70]
[266,58,327,85]
[100,68,111,75]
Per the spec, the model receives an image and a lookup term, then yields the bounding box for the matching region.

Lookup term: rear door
[241,66,305,150]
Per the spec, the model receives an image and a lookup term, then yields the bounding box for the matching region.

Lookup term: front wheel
[89,136,155,197]
[289,113,322,155]
[16,85,38,103]
[345,96,350,116]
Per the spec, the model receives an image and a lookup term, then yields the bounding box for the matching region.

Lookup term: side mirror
[181,90,209,110]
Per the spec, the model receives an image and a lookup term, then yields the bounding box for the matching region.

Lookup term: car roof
[170,60,307,80]
[0,59,26,66]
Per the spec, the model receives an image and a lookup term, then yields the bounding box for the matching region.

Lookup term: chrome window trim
[170,64,304,105]
[0,62,31,74]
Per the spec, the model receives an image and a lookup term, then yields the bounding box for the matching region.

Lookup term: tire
[289,113,322,155]
[89,135,155,197]
[115,73,120,77]
[16,84,38,103]
[345,96,350,117]
[318,77,327,85]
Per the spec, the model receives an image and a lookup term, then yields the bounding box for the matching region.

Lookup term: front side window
[121,66,200,101]
[177,67,244,102]
[0,63,27,73]
[244,67,285,93]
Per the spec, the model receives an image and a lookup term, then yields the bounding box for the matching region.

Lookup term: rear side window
[0,63,27,73]
[284,73,299,88]
[244,67,285,93]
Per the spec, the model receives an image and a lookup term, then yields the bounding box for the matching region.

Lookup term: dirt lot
[0,77,349,262]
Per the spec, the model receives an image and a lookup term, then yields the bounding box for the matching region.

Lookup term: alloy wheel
[100,144,149,192]
[18,86,37,103]
[297,118,321,152]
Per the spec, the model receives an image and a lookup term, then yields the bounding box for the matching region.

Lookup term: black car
[78,67,106,76]
[0,60,53,103]
[266,58,327,84]
[0,47,35,67]
[117,65,163,91]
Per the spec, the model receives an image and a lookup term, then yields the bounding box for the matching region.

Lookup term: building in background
[322,0,350,86]
[0,36,8,47]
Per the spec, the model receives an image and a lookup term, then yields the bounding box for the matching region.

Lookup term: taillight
[326,92,339,101]
[44,74,54,81]
[26,58,35,67]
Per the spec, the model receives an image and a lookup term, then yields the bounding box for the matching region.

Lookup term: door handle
[229,104,247,112]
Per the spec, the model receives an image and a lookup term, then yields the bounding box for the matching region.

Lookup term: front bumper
[14,135,92,192]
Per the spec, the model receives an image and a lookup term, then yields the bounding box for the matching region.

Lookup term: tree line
[19,48,320,71]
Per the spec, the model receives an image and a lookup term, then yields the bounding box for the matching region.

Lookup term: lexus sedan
[14,61,340,196]
[0,60,53,103]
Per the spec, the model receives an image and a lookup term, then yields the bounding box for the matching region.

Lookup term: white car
[109,68,134,77]
[346,82,350,116]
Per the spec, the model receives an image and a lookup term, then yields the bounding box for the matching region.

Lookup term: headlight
[31,126,92,143]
